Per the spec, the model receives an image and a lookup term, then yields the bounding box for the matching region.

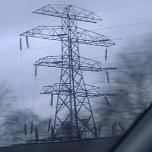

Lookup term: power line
[93,20,152,31]
[94,24,134,42]
[94,20,152,41]
[20,49,27,140]
[95,1,152,12]
[93,2,152,41]
[35,69,59,80]
[91,49,152,60]
[31,78,36,122]
[30,42,60,50]
[20,51,26,123]
[21,43,60,52]
[111,33,152,41]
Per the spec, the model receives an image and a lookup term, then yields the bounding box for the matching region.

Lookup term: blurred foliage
[0,109,49,146]
[0,82,16,114]
[96,37,152,137]
[0,82,49,146]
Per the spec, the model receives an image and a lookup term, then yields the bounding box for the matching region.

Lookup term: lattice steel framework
[20,4,115,140]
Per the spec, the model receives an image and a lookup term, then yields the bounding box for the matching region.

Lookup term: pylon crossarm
[77,27,115,47]
[34,56,116,71]
[40,83,116,97]
[20,26,114,47]
[34,56,63,68]
[84,84,116,98]
[40,83,69,95]
[33,4,102,23]
[80,57,105,71]
[20,26,66,41]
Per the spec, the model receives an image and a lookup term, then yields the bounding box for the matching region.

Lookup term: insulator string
[20,37,22,50]
[26,36,29,48]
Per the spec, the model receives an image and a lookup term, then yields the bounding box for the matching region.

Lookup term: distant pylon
[20,4,116,141]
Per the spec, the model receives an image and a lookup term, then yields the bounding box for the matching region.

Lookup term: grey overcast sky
[0,0,152,117]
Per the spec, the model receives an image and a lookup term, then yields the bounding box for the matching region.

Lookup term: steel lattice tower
[20,4,115,140]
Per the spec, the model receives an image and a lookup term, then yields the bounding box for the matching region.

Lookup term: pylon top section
[33,4,102,23]
[20,4,115,47]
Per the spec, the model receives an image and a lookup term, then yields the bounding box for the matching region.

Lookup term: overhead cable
[95,1,152,12]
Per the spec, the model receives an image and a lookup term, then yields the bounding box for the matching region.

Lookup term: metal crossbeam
[77,27,115,47]
[33,4,102,23]
[34,56,117,72]
[20,26,115,47]
[40,83,115,98]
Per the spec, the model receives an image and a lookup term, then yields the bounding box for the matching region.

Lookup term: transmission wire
[30,77,37,140]
[32,78,36,122]
[94,20,152,43]
[94,20,152,31]
[30,42,60,50]
[35,69,59,80]
[20,43,27,141]
[95,1,152,12]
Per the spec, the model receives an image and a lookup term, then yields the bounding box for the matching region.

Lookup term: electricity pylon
[20,4,115,141]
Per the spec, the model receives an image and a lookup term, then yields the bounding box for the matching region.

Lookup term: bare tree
[0,81,16,114]
[96,36,152,137]
[0,109,48,146]
[0,82,50,146]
